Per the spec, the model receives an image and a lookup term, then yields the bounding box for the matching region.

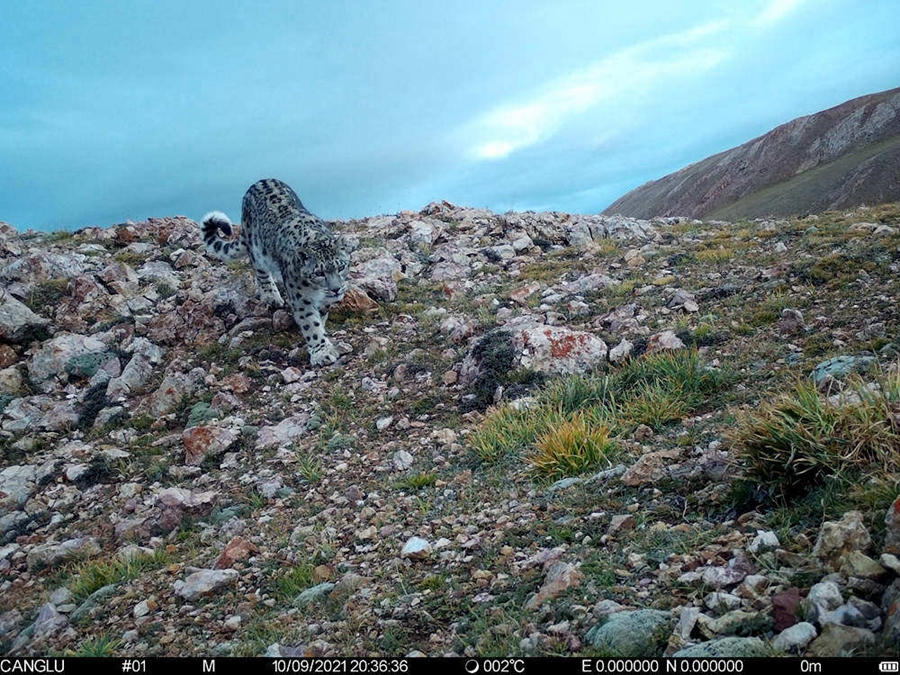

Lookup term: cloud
[464,21,731,161]
[752,0,807,27]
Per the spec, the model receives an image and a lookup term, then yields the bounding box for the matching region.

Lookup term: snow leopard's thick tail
[201,211,247,261]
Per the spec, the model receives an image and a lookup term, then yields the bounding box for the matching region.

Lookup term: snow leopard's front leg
[286,285,339,366]
[253,269,284,308]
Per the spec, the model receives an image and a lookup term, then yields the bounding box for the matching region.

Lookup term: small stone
[607,514,636,535]
[173,569,239,601]
[778,308,805,334]
[214,536,259,569]
[748,530,780,554]
[812,510,872,571]
[392,450,414,471]
[772,588,801,631]
[672,637,769,657]
[224,615,242,630]
[525,561,583,609]
[609,338,634,364]
[442,370,458,385]
[885,495,900,554]
[803,581,844,624]
[376,416,394,431]
[281,367,303,383]
[880,553,900,575]
[840,551,888,581]
[400,537,432,560]
[772,622,818,654]
[806,623,875,657]
[647,330,685,352]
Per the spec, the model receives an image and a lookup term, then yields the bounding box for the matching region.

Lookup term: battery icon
[880,663,899,672]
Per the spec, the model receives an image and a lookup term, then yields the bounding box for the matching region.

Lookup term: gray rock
[26,536,101,571]
[392,450,414,470]
[0,609,22,637]
[28,333,108,389]
[106,353,155,400]
[696,610,772,638]
[256,414,310,449]
[69,584,118,622]
[173,568,239,601]
[608,339,634,364]
[31,603,68,639]
[881,579,900,643]
[772,622,817,654]
[812,510,871,571]
[584,609,672,657]
[806,623,875,657]
[400,537,432,560]
[0,465,37,512]
[803,581,844,625]
[810,355,875,385]
[885,495,900,554]
[0,288,49,344]
[748,530,780,554]
[672,637,769,657]
[704,592,742,613]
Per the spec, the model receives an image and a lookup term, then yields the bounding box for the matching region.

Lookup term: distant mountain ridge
[603,87,900,220]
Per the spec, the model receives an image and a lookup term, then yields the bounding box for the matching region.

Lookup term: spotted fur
[202,178,350,366]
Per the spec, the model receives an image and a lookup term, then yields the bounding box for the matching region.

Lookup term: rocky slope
[603,87,900,220]
[1,202,900,657]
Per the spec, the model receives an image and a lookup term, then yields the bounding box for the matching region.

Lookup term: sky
[1,0,899,231]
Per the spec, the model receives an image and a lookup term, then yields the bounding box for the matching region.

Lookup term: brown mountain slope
[603,86,900,219]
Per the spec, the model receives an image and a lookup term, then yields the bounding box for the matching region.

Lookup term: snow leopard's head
[303,238,350,306]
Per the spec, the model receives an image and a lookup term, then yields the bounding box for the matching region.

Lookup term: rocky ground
[1,202,899,657]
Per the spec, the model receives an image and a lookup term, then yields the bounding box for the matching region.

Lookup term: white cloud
[465,22,731,161]
[753,0,807,27]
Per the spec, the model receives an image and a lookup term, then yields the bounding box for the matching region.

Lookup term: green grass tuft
[732,368,900,501]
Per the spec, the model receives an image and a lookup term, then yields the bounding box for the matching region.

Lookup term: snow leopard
[201,178,350,366]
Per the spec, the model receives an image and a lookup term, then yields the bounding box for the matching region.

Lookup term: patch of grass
[296,451,323,484]
[527,413,617,481]
[620,381,694,430]
[64,550,170,603]
[69,634,122,657]
[395,472,437,490]
[275,562,316,602]
[469,404,565,465]
[469,349,731,472]
[695,246,733,263]
[731,369,900,502]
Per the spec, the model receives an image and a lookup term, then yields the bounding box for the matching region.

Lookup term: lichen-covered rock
[585,609,672,657]
[672,637,769,657]
[182,425,237,466]
[28,333,108,389]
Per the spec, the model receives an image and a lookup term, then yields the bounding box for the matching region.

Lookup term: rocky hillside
[1,202,900,657]
[603,87,900,220]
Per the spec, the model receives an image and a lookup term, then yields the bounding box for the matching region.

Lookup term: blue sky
[1,0,899,231]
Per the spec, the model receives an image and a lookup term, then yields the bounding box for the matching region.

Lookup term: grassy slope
[707,134,900,221]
